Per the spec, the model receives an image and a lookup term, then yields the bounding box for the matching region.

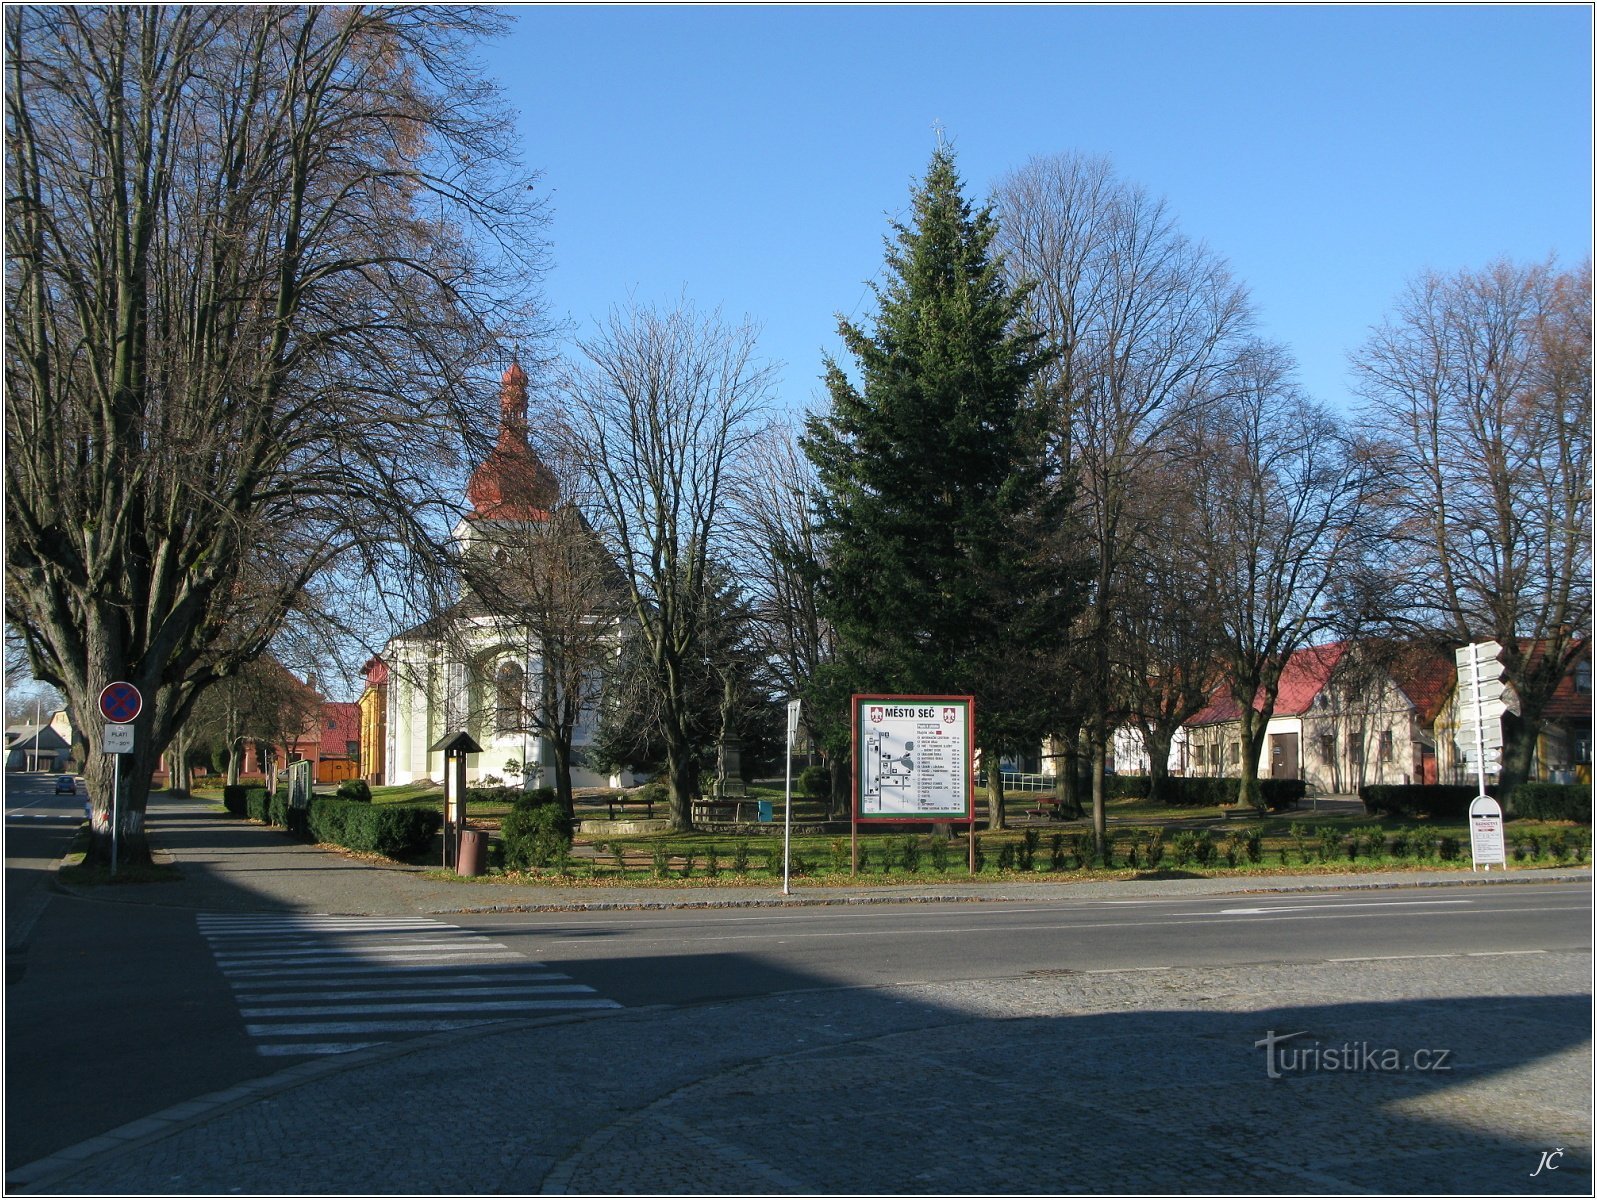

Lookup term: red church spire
[465,360,558,521]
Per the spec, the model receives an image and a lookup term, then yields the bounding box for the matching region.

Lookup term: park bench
[690,797,764,824]
[1022,797,1070,820]
[605,794,655,820]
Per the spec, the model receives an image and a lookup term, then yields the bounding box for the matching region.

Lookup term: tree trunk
[828,753,849,820]
[986,753,1007,831]
[1090,732,1108,861]
[664,724,698,832]
[225,739,242,787]
[1144,723,1173,804]
[550,735,576,821]
[1498,713,1538,798]
[1053,732,1084,819]
[170,730,192,798]
[1235,710,1266,810]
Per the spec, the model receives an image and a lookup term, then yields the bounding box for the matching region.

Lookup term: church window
[495,661,524,733]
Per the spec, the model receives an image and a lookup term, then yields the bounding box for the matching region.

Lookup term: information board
[853,694,973,821]
[1469,795,1506,869]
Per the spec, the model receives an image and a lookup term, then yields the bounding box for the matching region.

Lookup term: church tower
[455,359,560,558]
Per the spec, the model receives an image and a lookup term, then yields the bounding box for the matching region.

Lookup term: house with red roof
[1183,640,1457,795]
[1435,639,1591,786]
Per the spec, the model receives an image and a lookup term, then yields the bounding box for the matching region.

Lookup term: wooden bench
[691,798,763,824]
[1022,798,1070,820]
[605,795,655,820]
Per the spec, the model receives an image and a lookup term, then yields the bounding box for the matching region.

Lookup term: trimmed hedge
[307,795,441,857]
[244,786,271,822]
[222,785,249,816]
[1101,775,1306,811]
[1361,784,1498,820]
[1510,783,1591,823]
[464,785,555,809]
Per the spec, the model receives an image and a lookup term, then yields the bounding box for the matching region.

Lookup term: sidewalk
[60,794,1591,917]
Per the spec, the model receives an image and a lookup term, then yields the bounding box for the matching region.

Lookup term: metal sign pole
[111,749,120,877]
[782,701,797,896]
[1471,643,1488,796]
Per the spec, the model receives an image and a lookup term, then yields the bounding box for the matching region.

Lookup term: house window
[1349,739,1363,767]
[1319,733,1335,761]
[1576,660,1592,695]
[1574,734,1591,766]
[495,661,524,733]
[1228,742,1240,765]
[1378,730,1393,762]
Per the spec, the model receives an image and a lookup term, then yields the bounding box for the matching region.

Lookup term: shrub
[654,844,672,879]
[1509,783,1591,823]
[269,786,290,828]
[1144,832,1165,869]
[829,838,849,873]
[500,803,574,870]
[244,786,270,822]
[1019,829,1039,872]
[306,797,440,857]
[1314,825,1342,863]
[901,836,922,873]
[467,785,554,810]
[1048,833,1067,872]
[1190,829,1216,867]
[997,842,1017,872]
[1360,785,1488,820]
[336,779,372,804]
[222,785,250,816]
[931,836,950,873]
[679,852,696,879]
[1360,826,1386,859]
[1436,835,1461,862]
[733,841,751,875]
[797,764,831,799]
[879,842,897,874]
[1071,831,1095,869]
[1167,831,1193,866]
[1388,829,1411,859]
[705,846,720,878]
[972,837,986,873]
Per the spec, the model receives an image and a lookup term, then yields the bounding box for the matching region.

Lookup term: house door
[1270,732,1300,780]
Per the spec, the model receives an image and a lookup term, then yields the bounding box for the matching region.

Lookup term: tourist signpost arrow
[96,681,142,876]
[1454,642,1511,795]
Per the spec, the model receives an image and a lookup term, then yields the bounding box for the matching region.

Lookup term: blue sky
[481,4,1592,417]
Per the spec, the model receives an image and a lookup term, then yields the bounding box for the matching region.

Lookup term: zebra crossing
[197,913,620,1057]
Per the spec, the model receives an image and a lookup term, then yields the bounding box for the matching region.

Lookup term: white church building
[380,362,619,790]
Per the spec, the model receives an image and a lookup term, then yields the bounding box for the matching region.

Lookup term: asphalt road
[5,772,86,967]
[7,830,1588,1175]
[455,884,1593,1008]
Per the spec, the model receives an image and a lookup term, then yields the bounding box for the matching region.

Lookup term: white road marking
[199,914,622,1057]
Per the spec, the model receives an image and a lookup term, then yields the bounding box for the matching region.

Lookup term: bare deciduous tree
[4,6,545,862]
[993,151,1253,850]
[1353,258,1592,788]
[556,302,774,830]
[1194,347,1378,808]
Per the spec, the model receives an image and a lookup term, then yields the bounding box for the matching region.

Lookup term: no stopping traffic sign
[99,681,143,724]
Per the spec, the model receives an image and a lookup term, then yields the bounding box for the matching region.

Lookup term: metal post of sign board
[111,750,119,877]
[783,699,800,897]
[1469,644,1488,797]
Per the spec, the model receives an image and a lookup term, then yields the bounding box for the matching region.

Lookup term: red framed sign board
[852,694,975,822]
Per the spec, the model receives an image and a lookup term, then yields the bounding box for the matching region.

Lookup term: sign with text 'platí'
[853,695,973,821]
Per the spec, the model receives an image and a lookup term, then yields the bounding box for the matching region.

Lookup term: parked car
[53,775,76,794]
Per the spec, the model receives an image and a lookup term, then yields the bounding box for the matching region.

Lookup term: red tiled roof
[1187,642,1347,727]
[1388,647,1456,725]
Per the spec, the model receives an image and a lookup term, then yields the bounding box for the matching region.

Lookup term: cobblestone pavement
[10,952,1591,1194]
[10,796,1591,1194]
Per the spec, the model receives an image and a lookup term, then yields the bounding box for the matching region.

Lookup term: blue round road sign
[99,681,143,724]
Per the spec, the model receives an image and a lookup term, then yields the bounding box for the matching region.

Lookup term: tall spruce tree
[802,148,1085,830]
